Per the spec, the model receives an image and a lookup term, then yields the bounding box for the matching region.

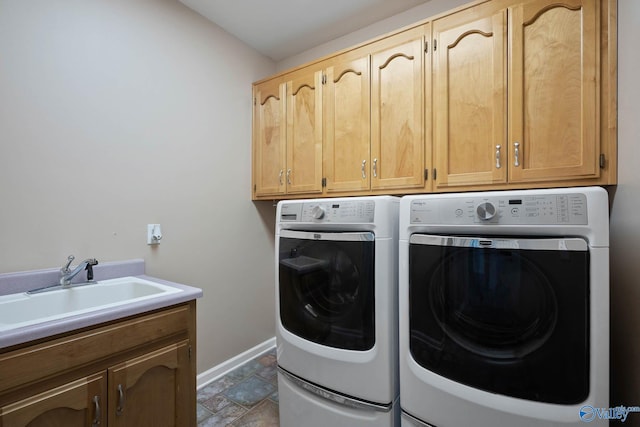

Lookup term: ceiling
[178,0,432,61]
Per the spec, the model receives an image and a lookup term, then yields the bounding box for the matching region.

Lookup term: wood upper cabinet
[251,0,615,199]
[253,69,323,198]
[0,373,106,427]
[286,68,323,194]
[254,29,430,199]
[433,6,507,189]
[325,28,430,195]
[253,78,286,197]
[508,0,600,182]
[371,26,426,190]
[108,342,190,427]
[433,0,605,190]
[323,53,371,193]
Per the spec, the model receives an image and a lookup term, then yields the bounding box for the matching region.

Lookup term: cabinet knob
[278,169,283,186]
[286,169,292,185]
[361,160,367,179]
[373,158,378,178]
[514,142,521,167]
[495,145,502,169]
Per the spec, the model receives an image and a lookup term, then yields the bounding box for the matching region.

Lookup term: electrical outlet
[147,224,162,245]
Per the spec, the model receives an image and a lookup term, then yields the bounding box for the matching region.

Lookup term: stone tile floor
[197,347,279,426]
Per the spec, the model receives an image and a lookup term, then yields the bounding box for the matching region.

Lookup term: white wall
[0,0,277,373]
[610,0,640,417]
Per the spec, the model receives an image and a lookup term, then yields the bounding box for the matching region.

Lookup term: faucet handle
[62,255,75,272]
[85,258,99,281]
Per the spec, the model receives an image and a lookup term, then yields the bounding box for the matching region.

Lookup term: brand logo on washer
[314,233,321,240]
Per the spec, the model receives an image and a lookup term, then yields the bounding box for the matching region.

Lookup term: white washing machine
[398,187,609,427]
[276,196,400,427]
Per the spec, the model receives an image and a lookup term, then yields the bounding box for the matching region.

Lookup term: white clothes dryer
[399,187,609,427]
[276,196,400,427]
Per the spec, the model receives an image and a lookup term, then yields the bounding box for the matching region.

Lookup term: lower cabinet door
[0,373,106,427]
[108,341,191,427]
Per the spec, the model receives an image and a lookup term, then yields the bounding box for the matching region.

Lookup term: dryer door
[408,234,589,404]
[279,229,375,351]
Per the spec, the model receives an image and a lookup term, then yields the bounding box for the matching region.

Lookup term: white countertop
[0,259,203,350]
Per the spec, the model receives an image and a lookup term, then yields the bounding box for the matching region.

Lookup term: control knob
[311,205,326,220]
[476,202,497,221]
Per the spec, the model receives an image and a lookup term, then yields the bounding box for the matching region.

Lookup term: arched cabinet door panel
[508,0,600,182]
[108,341,190,427]
[0,373,106,427]
[253,78,287,198]
[371,26,426,190]
[286,69,323,195]
[433,6,507,189]
[324,54,371,194]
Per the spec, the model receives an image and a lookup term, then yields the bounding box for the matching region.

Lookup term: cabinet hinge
[433,168,437,180]
[424,169,429,180]
[599,154,605,169]
[322,177,327,187]
[433,39,437,51]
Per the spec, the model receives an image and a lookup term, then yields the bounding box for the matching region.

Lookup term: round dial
[476,202,497,221]
[311,205,326,220]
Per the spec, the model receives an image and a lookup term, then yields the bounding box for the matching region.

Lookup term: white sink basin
[0,277,182,332]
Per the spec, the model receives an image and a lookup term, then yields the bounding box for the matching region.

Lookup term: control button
[511,207,520,215]
[455,209,464,217]
[476,202,497,221]
[311,205,326,220]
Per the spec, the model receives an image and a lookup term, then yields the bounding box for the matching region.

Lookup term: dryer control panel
[279,200,375,223]
[410,193,588,225]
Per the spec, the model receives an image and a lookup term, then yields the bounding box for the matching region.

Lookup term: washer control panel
[280,200,375,223]
[410,193,588,225]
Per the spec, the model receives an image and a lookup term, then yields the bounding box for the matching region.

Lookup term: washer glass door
[408,235,589,404]
[279,229,375,351]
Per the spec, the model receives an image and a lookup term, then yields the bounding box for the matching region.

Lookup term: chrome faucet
[59,255,99,286]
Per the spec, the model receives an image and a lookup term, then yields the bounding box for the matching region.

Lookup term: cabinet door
[371,27,425,190]
[253,78,286,198]
[0,373,105,427]
[108,341,191,427]
[286,68,323,194]
[324,54,371,193]
[433,7,507,189]
[508,0,599,182]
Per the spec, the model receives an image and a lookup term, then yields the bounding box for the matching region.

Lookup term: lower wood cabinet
[108,341,190,427]
[0,302,197,427]
[0,373,106,427]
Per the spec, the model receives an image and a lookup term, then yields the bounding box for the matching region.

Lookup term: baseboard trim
[197,337,276,390]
